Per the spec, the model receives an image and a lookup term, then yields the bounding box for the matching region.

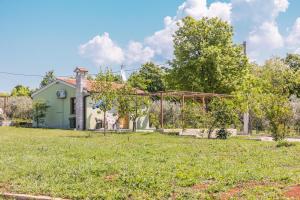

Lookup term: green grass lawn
[0,127,300,199]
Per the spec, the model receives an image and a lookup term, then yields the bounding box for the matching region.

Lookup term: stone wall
[161,128,238,138]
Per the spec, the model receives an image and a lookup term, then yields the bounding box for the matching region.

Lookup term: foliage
[206,98,239,138]
[32,100,49,128]
[290,95,300,133]
[1,127,300,199]
[276,140,296,148]
[91,70,118,133]
[283,54,300,97]
[128,62,166,92]
[168,17,248,94]
[11,85,31,97]
[182,101,206,129]
[235,58,296,140]
[259,59,294,141]
[284,53,300,71]
[234,65,265,117]
[116,84,150,132]
[216,128,231,139]
[40,70,56,88]
[149,100,181,129]
[5,97,33,120]
[261,94,292,141]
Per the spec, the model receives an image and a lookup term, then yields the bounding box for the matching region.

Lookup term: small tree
[236,58,296,140]
[262,94,292,141]
[91,70,118,134]
[33,100,49,128]
[206,98,239,139]
[116,85,149,132]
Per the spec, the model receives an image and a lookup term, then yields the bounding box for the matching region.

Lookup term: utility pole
[243,41,250,135]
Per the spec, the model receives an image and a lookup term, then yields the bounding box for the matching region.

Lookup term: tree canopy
[167,17,248,94]
[91,70,118,133]
[40,70,56,88]
[235,58,297,140]
[11,85,31,97]
[284,53,300,71]
[128,62,166,93]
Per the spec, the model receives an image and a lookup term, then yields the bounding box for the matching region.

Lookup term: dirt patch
[170,192,177,200]
[220,187,242,200]
[220,181,274,200]
[0,183,11,192]
[192,183,209,191]
[284,185,300,199]
[104,174,118,182]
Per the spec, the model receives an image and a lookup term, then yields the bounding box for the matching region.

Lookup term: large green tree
[128,62,166,93]
[167,17,248,94]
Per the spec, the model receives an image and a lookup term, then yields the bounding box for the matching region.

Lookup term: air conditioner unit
[56,90,67,99]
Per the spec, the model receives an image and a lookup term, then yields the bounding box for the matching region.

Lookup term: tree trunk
[208,122,216,139]
[133,118,137,132]
[103,111,106,136]
[36,109,39,128]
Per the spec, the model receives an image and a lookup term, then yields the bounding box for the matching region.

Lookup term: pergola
[137,90,232,129]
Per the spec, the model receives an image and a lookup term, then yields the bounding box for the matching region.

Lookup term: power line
[0,71,44,77]
[0,67,141,78]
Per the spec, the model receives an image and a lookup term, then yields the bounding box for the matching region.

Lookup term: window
[70,97,76,114]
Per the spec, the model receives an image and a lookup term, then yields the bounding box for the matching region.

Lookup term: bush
[276,141,296,148]
[216,128,231,139]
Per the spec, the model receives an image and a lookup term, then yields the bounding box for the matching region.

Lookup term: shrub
[276,141,296,148]
[216,128,231,139]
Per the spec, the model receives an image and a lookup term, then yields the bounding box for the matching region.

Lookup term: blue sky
[0,0,300,92]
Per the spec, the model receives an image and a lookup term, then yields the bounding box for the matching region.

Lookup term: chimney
[74,67,88,130]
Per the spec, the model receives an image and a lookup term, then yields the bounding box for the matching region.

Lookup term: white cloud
[145,16,178,60]
[79,0,295,66]
[177,0,232,22]
[79,33,155,66]
[231,0,289,23]
[80,0,233,65]
[229,0,289,62]
[248,22,284,62]
[125,41,155,65]
[286,18,300,49]
[79,32,124,66]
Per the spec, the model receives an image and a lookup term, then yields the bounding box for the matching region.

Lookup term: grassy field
[0,127,300,199]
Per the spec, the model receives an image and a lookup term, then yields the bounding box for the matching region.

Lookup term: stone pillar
[243,112,249,135]
[74,67,88,130]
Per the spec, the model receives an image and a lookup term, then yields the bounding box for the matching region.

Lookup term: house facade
[32,67,150,131]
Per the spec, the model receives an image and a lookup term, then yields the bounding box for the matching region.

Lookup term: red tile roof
[57,77,144,94]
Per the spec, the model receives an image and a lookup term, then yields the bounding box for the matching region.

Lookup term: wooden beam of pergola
[92,90,232,130]
[133,90,232,98]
